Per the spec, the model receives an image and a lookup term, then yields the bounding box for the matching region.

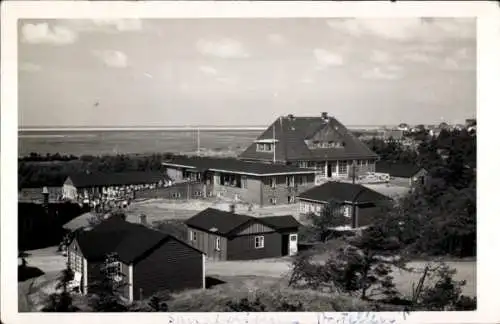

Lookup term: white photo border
[2,1,499,324]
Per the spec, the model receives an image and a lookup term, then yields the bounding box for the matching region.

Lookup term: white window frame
[271,177,276,188]
[190,230,197,242]
[270,197,277,205]
[286,176,295,187]
[215,237,221,251]
[104,261,122,282]
[343,205,352,218]
[255,236,265,249]
[339,161,348,174]
[241,176,248,189]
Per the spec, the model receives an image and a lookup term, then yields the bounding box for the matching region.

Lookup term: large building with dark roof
[68,215,205,302]
[185,208,301,260]
[297,181,393,229]
[162,156,316,206]
[238,112,379,180]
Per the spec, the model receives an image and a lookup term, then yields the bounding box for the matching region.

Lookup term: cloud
[326,18,475,42]
[196,38,249,59]
[92,50,128,68]
[313,48,343,69]
[19,62,42,72]
[199,65,218,76]
[267,33,286,45]
[362,67,401,80]
[370,50,391,63]
[91,19,142,32]
[402,52,432,63]
[215,77,237,85]
[21,23,77,45]
[442,48,475,71]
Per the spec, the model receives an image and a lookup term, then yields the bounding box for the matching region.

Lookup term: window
[298,161,308,168]
[215,237,221,251]
[302,175,308,185]
[104,261,122,282]
[343,205,352,218]
[286,176,294,187]
[269,197,277,205]
[69,251,82,274]
[190,230,197,242]
[287,196,295,204]
[290,234,297,242]
[171,192,181,199]
[255,236,264,249]
[193,191,203,197]
[271,177,276,188]
[339,161,348,174]
[264,143,272,151]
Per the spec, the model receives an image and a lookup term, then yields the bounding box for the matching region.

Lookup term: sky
[18,18,476,127]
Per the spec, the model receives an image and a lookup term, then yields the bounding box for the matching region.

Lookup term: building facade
[185,208,300,260]
[238,112,379,182]
[297,181,393,229]
[68,216,205,302]
[162,157,316,207]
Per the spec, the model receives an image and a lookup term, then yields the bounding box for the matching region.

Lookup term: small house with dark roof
[67,215,205,302]
[375,162,428,188]
[162,156,316,206]
[297,181,393,229]
[185,208,301,260]
[238,112,379,180]
[62,171,171,202]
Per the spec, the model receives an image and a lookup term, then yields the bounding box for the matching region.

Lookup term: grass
[165,275,390,312]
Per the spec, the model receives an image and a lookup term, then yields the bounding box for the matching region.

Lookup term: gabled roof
[67,171,169,188]
[162,156,315,176]
[239,114,378,162]
[185,208,301,237]
[375,162,425,178]
[185,208,254,237]
[75,215,203,264]
[259,215,301,231]
[297,181,392,205]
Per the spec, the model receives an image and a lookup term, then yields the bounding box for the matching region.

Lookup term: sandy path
[206,258,476,297]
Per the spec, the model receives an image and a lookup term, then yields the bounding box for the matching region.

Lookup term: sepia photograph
[2,1,498,323]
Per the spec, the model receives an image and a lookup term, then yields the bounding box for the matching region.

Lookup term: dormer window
[255,139,278,152]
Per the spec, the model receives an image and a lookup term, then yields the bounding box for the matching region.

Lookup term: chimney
[42,186,49,212]
[321,112,328,122]
[140,214,147,226]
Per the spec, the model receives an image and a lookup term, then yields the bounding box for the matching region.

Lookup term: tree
[87,253,129,312]
[413,262,475,311]
[42,263,78,312]
[305,201,347,242]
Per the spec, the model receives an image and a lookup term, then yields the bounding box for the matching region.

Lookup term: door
[288,233,298,256]
[327,163,332,177]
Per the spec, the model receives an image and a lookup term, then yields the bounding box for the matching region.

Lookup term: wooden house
[68,215,205,302]
[375,162,428,188]
[162,156,316,206]
[238,112,379,182]
[62,171,171,202]
[185,208,301,260]
[297,181,392,229]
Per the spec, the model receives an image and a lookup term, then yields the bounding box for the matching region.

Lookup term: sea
[18,125,385,157]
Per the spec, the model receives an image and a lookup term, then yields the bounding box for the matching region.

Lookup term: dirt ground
[126,199,300,224]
